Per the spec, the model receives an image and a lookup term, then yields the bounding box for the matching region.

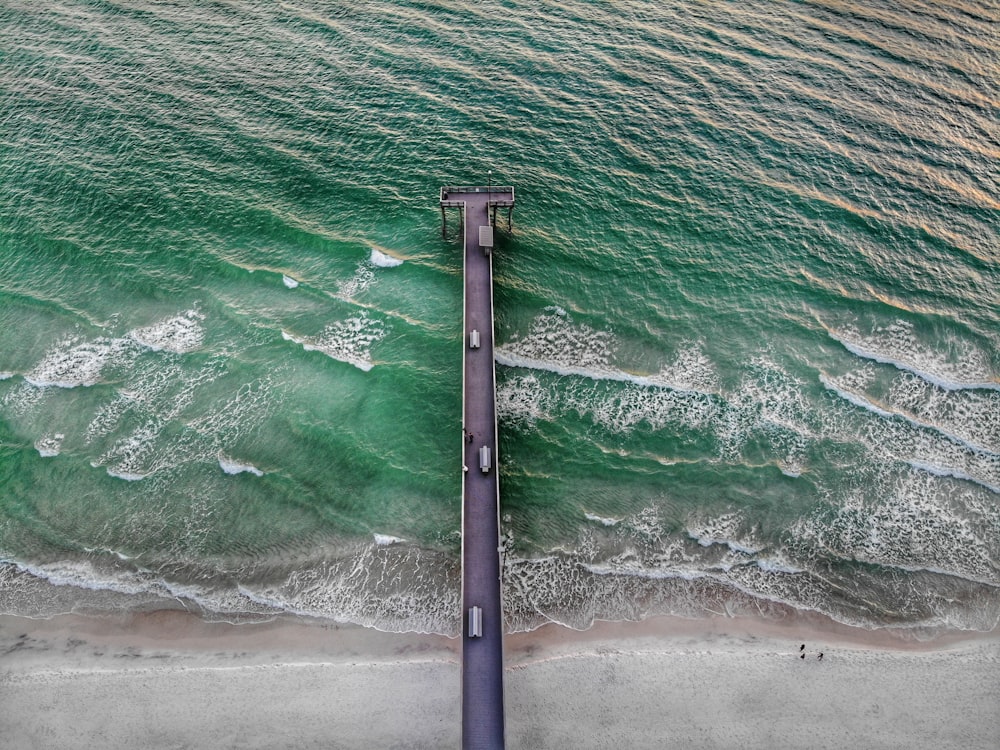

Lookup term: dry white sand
[1,610,997,749]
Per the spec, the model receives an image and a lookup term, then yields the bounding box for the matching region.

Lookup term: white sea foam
[501,307,614,369]
[790,469,1000,587]
[2,557,282,621]
[821,372,999,456]
[9,558,152,596]
[581,554,712,583]
[686,513,764,555]
[496,349,716,395]
[34,433,64,457]
[509,523,995,633]
[281,312,386,372]
[501,354,724,437]
[105,468,147,481]
[829,320,999,391]
[890,374,1000,454]
[820,373,896,418]
[496,372,551,426]
[500,311,719,393]
[21,309,206,391]
[754,557,803,574]
[283,329,373,371]
[0,372,12,380]
[584,511,622,526]
[185,378,279,473]
[83,547,133,561]
[80,396,257,491]
[282,275,299,288]
[906,460,1000,494]
[504,340,818,480]
[25,336,135,388]
[338,262,375,299]
[496,312,730,440]
[655,344,721,393]
[500,358,721,436]
[369,247,404,267]
[821,370,1000,493]
[219,457,264,477]
[129,309,205,354]
[238,543,461,634]
[1,381,48,416]
[373,533,405,545]
[80,357,228,484]
[95,420,164,481]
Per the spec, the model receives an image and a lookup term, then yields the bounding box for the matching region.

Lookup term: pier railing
[441,186,515,207]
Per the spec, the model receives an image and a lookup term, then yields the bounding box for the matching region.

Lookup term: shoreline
[4,604,997,672]
[2,608,998,748]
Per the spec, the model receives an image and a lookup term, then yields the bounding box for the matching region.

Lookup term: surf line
[442,182,514,750]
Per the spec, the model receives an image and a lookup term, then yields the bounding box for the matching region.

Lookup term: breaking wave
[828,320,999,391]
[281,312,387,372]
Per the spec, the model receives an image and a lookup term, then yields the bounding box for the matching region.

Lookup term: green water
[0,0,997,635]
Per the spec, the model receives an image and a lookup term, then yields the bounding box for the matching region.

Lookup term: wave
[790,470,1000,588]
[496,372,553,427]
[504,544,997,635]
[496,349,717,396]
[820,373,998,456]
[20,311,207,390]
[4,490,998,636]
[104,468,147,481]
[500,349,815,482]
[827,321,999,391]
[282,327,376,372]
[92,419,165,481]
[906,460,1000,495]
[3,558,155,597]
[369,247,404,268]
[338,243,407,299]
[583,511,621,527]
[338,263,375,299]
[0,557,283,622]
[819,372,1000,493]
[129,309,205,354]
[498,310,721,400]
[219,457,264,477]
[34,433,64,458]
[24,336,135,388]
[686,517,764,556]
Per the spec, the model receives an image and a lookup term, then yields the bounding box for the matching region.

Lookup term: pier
[441,183,514,750]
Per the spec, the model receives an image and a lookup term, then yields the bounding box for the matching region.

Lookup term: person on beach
[818,652,824,661]
[800,644,805,651]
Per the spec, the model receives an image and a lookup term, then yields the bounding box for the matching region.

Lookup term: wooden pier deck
[441,184,514,750]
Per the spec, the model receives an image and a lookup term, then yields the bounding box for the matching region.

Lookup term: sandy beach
[1,610,997,749]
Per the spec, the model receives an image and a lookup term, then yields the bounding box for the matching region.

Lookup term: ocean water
[1,0,997,637]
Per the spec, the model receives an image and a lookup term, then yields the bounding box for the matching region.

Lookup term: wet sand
[1,611,997,749]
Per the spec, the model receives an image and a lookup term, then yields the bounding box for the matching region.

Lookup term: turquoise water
[1,0,997,636]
